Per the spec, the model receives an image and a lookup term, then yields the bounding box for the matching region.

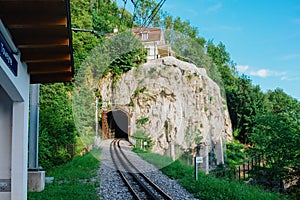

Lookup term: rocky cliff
[99,56,233,164]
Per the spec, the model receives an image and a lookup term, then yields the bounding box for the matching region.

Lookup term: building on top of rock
[132,27,174,60]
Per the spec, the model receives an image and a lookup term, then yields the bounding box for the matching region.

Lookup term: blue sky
[116,0,300,100]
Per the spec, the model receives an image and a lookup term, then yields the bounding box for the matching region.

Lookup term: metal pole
[194,156,198,180]
[95,97,98,136]
[28,84,40,170]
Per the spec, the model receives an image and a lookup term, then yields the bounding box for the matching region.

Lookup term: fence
[211,154,267,181]
[56,144,75,158]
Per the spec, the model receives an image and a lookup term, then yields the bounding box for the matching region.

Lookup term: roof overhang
[0,0,74,84]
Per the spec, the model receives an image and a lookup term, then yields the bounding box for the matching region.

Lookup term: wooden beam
[10,26,69,45]
[5,18,67,29]
[22,55,71,63]
[28,65,72,74]
[27,60,71,74]
[30,73,73,84]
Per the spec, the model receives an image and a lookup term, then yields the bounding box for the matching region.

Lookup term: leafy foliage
[248,89,300,189]
[132,130,153,151]
[105,47,147,79]
[134,86,147,97]
[136,117,149,125]
[134,0,161,27]
[39,83,76,169]
[226,140,247,167]
[206,37,299,196]
[92,0,133,33]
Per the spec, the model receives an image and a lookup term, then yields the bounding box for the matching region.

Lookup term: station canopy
[0,0,74,83]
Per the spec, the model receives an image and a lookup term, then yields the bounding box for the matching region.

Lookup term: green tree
[248,89,300,189]
[39,83,76,169]
[226,75,267,143]
[71,0,99,73]
[249,113,300,185]
[134,0,161,27]
[92,0,133,33]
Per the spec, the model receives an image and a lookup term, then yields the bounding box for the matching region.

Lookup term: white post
[170,142,175,161]
[220,135,224,165]
[94,96,100,147]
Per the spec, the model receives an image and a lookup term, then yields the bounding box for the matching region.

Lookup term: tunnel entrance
[102,109,129,139]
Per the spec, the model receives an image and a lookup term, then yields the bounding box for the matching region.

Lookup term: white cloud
[280,53,300,60]
[236,65,286,78]
[249,69,270,77]
[206,2,222,13]
[236,65,249,73]
[281,76,299,81]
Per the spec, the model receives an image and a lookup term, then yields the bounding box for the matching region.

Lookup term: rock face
[99,56,232,165]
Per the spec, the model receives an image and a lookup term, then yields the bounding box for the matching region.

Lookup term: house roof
[0,0,74,84]
[132,27,163,42]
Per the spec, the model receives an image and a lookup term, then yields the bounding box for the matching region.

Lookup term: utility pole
[28,84,40,170]
[28,84,45,192]
[94,90,100,148]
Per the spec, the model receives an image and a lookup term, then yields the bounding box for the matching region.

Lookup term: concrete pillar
[12,101,29,199]
[27,171,45,192]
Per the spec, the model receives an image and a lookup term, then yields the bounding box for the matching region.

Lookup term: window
[142,33,148,40]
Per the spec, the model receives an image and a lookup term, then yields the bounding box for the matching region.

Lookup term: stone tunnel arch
[102,108,130,139]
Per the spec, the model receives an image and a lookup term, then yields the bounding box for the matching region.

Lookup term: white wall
[0,46,30,200]
[0,86,12,200]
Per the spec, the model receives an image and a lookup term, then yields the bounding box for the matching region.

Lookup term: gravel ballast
[99,139,199,200]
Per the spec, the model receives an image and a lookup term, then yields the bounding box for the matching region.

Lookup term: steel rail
[114,140,159,199]
[110,139,142,200]
[114,139,173,200]
[112,139,158,199]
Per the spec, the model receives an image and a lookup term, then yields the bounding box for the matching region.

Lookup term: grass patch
[28,182,99,200]
[28,149,101,200]
[133,147,173,169]
[133,148,283,200]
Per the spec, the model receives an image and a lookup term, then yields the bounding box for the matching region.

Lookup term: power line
[120,0,128,23]
[131,0,139,27]
[71,27,107,36]
[130,0,138,8]
[142,0,166,31]
[137,0,166,33]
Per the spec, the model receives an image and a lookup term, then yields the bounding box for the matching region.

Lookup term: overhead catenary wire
[137,1,160,33]
[120,0,128,23]
[138,0,166,33]
[130,0,139,27]
[71,27,107,36]
[143,0,166,30]
[72,0,166,35]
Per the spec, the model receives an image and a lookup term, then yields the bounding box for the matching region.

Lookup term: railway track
[110,139,173,200]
